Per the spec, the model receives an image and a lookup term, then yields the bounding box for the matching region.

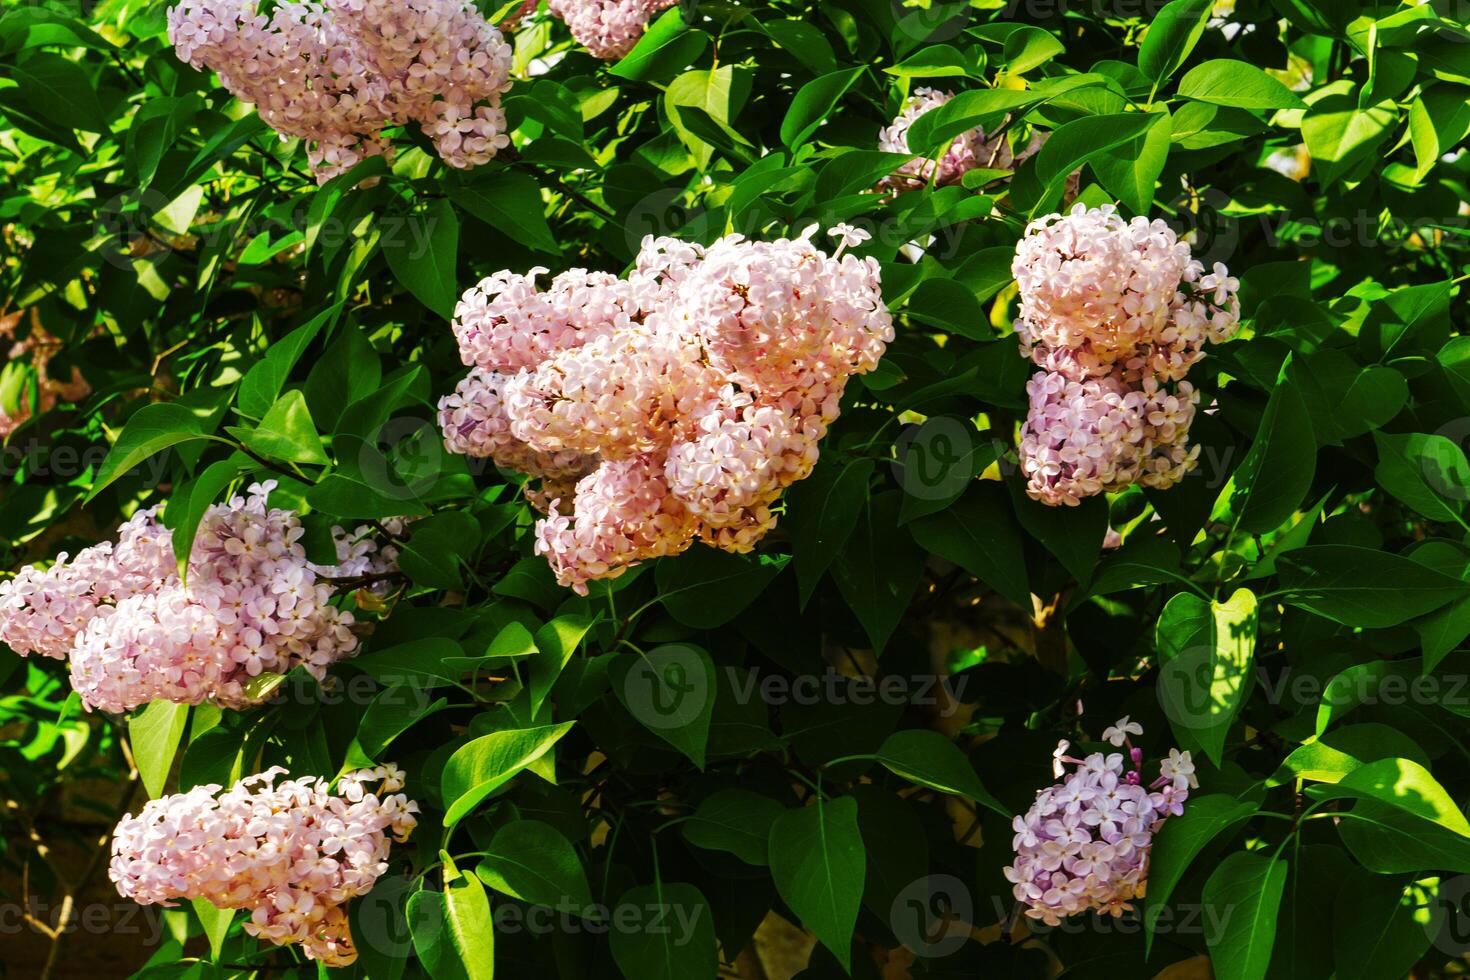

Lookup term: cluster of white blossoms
[1005,717,1195,925]
[167,0,513,181]
[439,226,892,593]
[1013,205,1241,505]
[0,482,395,713]
[544,0,679,60]
[110,765,417,966]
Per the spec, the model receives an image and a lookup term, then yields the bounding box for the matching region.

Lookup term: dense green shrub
[3,0,1470,977]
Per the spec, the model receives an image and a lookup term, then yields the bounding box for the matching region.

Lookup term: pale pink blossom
[167,0,513,181]
[545,0,677,60]
[441,231,893,592]
[110,765,417,966]
[0,483,383,712]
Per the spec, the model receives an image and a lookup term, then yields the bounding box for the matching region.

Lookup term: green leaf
[875,729,1006,815]
[1007,477,1109,583]
[609,7,707,81]
[666,65,750,165]
[1201,850,1287,980]
[769,796,865,971]
[130,700,189,798]
[11,51,106,132]
[1144,794,1259,955]
[656,547,782,629]
[352,872,412,980]
[1408,84,1470,182]
[237,305,341,418]
[178,727,245,791]
[902,74,1105,152]
[1002,26,1063,74]
[833,492,925,653]
[910,482,1030,608]
[87,403,214,503]
[1302,89,1396,187]
[475,820,592,909]
[529,614,594,716]
[237,390,328,465]
[1373,431,1470,526]
[608,883,716,980]
[382,199,459,319]
[442,854,495,980]
[1229,356,1316,534]
[758,20,836,76]
[163,455,250,581]
[1154,588,1258,766]
[1333,873,1433,980]
[1033,112,1157,199]
[440,722,575,826]
[190,899,234,962]
[1089,109,1171,213]
[789,457,874,606]
[305,324,382,429]
[1177,59,1307,110]
[395,511,482,591]
[884,44,980,79]
[1373,281,1454,361]
[780,67,864,148]
[1336,800,1470,873]
[683,789,784,865]
[357,685,450,760]
[447,171,559,254]
[612,644,716,768]
[1138,0,1214,83]
[409,888,467,980]
[1278,545,1468,628]
[1307,757,1470,837]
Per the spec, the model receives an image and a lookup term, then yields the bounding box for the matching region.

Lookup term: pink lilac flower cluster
[1013,205,1241,505]
[1004,716,1196,926]
[877,87,1046,192]
[439,225,893,593]
[544,0,679,60]
[167,0,513,182]
[0,481,387,712]
[110,765,417,967]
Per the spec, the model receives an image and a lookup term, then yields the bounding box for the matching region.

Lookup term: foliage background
[3,0,1470,977]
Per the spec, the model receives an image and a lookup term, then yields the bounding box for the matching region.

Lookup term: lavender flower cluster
[1005,717,1196,925]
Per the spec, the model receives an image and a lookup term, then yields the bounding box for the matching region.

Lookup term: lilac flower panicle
[0,482,395,713]
[1013,205,1240,505]
[167,0,514,182]
[110,765,418,966]
[439,227,894,593]
[545,0,678,60]
[1004,718,1196,925]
